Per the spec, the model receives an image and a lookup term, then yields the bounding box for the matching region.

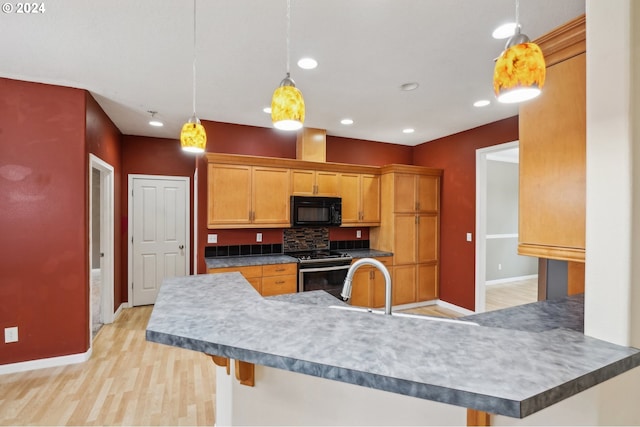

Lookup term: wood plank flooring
[0,306,216,426]
[485,277,537,312]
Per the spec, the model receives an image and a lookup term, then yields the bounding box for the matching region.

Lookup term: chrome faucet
[341,258,393,315]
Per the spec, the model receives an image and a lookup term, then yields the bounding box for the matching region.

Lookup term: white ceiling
[0,0,584,146]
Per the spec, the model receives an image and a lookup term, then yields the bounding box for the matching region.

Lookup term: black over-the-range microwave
[290,196,342,227]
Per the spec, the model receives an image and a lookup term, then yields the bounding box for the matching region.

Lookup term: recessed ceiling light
[297,57,318,70]
[263,107,272,114]
[402,128,415,134]
[341,118,354,125]
[473,100,491,107]
[493,23,517,39]
[148,111,163,127]
[400,82,419,91]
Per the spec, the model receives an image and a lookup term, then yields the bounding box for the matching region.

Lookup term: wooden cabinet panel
[261,275,297,296]
[252,167,290,226]
[393,265,416,305]
[417,175,439,212]
[394,173,416,213]
[393,215,417,265]
[349,269,371,307]
[417,214,438,263]
[417,263,438,301]
[208,164,252,226]
[316,171,340,196]
[519,53,586,261]
[207,265,262,278]
[291,169,316,195]
[361,174,380,223]
[262,263,297,277]
[371,268,389,308]
[339,173,361,224]
[291,170,339,196]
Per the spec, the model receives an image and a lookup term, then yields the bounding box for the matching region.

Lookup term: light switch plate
[207,234,217,244]
[256,233,263,243]
[356,230,362,239]
[466,232,472,242]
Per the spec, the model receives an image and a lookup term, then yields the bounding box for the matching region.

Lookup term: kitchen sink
[328,305,479,326]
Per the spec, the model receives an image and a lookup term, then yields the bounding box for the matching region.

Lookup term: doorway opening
[475,141,537,313]
[89,154,115,342]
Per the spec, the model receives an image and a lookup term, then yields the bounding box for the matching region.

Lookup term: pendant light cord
[192,0,197,116]
[286,0,291,76]
[515,0,520,31]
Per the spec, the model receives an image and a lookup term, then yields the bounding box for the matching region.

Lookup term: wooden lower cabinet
[417,262,438,301]
[392,265,416,305]
[208,263,297,297]
[261,263,297,296]
[348,257,393,308]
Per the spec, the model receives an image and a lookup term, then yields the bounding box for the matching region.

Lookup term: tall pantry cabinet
[370,165,442,305]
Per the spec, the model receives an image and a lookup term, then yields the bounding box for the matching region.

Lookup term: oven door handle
[299,264,351,273]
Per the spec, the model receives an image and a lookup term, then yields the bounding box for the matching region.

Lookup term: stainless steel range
[289,250,353,300]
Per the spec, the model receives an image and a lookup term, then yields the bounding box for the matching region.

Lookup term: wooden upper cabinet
[208,164,252,226]
[208,163,290,228]
[519,53,586,262]
[394,173,417,213]
[339,173,380,226]
[417,175,439,213]
[393,173,438,213]
[252,167,291,226]
[291,169,339,196]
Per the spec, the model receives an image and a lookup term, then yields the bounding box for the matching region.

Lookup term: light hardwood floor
[402,277,538,317]
[0,306,216,426]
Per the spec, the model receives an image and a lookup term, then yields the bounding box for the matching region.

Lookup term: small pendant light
[180,0,207,153]
[493,0,546,103]
[271,0,305,131]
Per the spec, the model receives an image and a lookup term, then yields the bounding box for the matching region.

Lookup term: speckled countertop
[146,274,640,419]
[205,254,298,269]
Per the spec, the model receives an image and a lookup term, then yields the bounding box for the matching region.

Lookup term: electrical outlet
[466,232,472,242]
[256,233,263,243]
[356,230,362,239]
[5,327,18,343]
[207,234,218,244]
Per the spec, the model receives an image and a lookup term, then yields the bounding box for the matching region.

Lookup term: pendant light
[271,0,305,131]
[493,0,546,103]
[180,0,207,153]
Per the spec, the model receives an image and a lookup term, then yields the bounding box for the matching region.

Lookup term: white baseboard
[113,302,128,321]
[436,300,475,316]
[393,300,438,311]
[0,348,92,376]
[485,274,538,286]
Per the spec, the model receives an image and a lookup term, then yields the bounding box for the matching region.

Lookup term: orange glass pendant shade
[271,77,305,131]
[180,116,207,153]
[494,42,546,103]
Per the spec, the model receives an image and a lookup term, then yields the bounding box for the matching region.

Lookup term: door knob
[179,245,184,250]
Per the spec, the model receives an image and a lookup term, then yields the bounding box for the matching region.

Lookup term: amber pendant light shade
[493,41,546,103]
[180,115,206,153]
[271,73,305,131]
[180,0,207,153]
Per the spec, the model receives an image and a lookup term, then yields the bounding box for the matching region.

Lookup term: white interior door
[131,176,189,306]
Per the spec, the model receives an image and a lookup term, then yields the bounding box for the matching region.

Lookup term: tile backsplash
[283,227,329,252]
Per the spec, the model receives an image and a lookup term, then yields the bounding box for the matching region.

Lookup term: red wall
[413,117,519,311]
[327,136,413,166]
[121,135,196,299]
[85,93,123,311]
[203,121,296,159]
[0,78,88,364]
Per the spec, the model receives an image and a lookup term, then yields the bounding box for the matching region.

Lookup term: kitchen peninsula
[146,273,640,426]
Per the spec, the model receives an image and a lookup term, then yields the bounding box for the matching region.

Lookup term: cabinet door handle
[275,280,285,285]
[417,202,421,211]
[415,215,418,224]
[275,268,285,272]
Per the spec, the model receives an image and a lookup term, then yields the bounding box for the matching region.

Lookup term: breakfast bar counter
[146,273,640,425]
